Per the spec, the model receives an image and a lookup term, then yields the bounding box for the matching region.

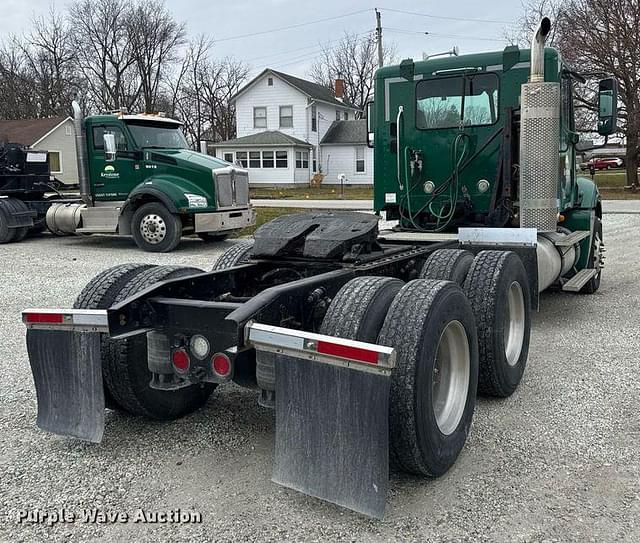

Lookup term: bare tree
[0,41,39,119]
[127,0,186,113]
[68,0,140,111]
[309,32,396,114]
[169,37,248,146]
[17,7,77,117]
[516,0,640,188]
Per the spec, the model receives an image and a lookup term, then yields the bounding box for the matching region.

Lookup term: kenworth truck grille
[214,168,250,209]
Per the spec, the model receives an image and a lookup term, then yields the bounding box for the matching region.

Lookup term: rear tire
[320,276,404,342]
[212,240,255,270]
[131,202,182,253]
[420,249,474,285]
[380,280,479,477]
[104,265,215,420]
[0,198,30,243]
[73,264,155,409]
[463,250,531,397]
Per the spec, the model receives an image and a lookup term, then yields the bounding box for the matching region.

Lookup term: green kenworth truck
[0,102,255,251]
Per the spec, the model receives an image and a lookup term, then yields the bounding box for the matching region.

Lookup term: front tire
[131,202,182,252]
[581,215,603,294]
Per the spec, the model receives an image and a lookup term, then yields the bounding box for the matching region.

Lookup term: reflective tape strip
[22,309,109,332]
[246,322,396,375]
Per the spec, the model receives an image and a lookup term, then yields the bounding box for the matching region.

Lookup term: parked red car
[589,157,624,170]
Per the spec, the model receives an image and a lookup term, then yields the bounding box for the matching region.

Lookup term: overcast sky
[2,0,525,79]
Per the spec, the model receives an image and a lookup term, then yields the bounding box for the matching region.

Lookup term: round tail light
[212,353,231,377]
[172,349,190,374]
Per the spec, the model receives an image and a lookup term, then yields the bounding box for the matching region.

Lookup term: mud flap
[26,330,104,443]
[273,354,390,519]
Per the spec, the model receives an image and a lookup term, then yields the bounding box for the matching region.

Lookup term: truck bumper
[194,207,255,233]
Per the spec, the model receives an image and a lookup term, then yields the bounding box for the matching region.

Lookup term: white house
[320,120,374,185]
[213,68,364,185]
[0,116,78,185]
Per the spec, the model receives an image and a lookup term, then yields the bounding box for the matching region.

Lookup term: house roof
[0,116,71,147]
[215,130,312,148]
[231,68,359,110]
[320,120,367,145]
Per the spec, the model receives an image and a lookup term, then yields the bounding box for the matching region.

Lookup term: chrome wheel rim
[504,281,525,366]
[432,320,470,436]
[140,214,167,244]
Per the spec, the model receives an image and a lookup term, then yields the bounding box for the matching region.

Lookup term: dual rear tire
[320,248,531,477]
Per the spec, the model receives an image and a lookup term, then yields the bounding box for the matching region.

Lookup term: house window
[295,151,309,169]
[276,150,288,168]
[262,150,274,168]
[344,111,349,120]
[48,151,62,173]
[336,109,341,121]
[236,151,248,168]
[313,159,317,172]
[279,106,293,128]
[355,147,365,173]
[65,125,73,136]
[249,151,261,168]
[223,152,233,163]
[311,105,317,132]
[268,77,273,86]
[254,107,267,129]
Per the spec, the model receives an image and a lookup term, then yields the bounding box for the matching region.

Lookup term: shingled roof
[0,117,70,146]
[214,130,312,147]
[231,69,359,110]
[320,120,367,145]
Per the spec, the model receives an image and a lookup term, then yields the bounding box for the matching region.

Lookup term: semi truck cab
[45,105,255,252]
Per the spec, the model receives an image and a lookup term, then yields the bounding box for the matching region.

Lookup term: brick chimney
[334,78,345,101]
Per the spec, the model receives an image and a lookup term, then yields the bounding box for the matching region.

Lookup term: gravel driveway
[1,216,639,542]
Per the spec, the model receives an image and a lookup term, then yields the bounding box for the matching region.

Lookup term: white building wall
[321,144,374,185]
[235,77,309,140]
[30,118,78,185]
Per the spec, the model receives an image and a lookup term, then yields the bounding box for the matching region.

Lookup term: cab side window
[92,126,129,151]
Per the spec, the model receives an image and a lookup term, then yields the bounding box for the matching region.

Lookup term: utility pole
[375,8,383,69]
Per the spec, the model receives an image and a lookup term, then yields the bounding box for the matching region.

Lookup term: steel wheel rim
[432,320,470,436]
[504,281,525,366]
[140,214,167,244]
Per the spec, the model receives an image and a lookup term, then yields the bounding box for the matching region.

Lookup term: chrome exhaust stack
[519,17,559,233]
[71,101,92,207]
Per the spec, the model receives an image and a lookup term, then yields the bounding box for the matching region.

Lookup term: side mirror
[597,77,617,137]
[103,133,117,162]
[366,101,374,148]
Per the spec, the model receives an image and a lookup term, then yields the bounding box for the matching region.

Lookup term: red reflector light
[25,312,65,324]
[316,341,379,365]
[212,353,231,377]
[172,349,190,373]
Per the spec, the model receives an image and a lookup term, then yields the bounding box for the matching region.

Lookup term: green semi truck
[23,18,616,518]
[0,103,255,251]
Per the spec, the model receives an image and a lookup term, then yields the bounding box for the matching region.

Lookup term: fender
[122,175,215,215]
[575,176,601,212]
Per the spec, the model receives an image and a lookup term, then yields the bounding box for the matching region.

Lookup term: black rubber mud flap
[26,330,104,443]
[273,354,389,519]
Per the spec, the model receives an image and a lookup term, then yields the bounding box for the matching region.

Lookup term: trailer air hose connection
[398,127,503,232]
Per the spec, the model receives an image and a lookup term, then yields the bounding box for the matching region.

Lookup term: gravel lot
[1,216,639,543]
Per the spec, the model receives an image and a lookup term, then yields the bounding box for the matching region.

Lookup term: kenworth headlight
[185,193,208,208]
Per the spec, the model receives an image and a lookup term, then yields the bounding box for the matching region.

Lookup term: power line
[212,9,371,44]
[385,28,505,43]
[380,7,512,25]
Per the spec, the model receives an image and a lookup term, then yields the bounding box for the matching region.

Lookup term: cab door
[89,124,141,202]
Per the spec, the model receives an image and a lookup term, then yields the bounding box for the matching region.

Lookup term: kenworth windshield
[416,73,499,130]
[126,121,189,149]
